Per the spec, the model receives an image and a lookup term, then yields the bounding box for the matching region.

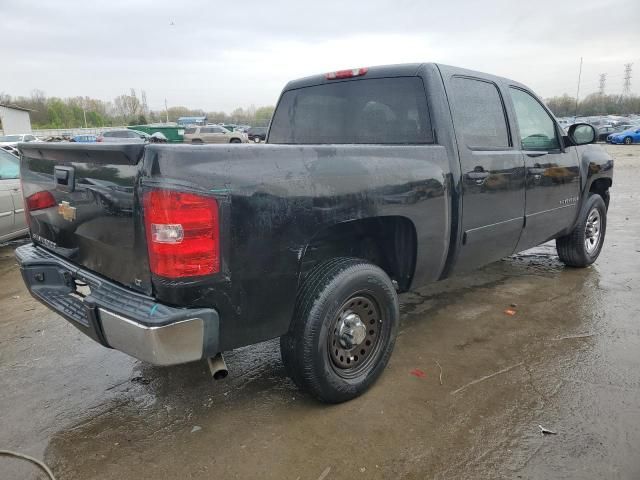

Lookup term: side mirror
[567,123,596,146]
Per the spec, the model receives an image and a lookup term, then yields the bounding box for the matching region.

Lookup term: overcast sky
[2,0,639,112]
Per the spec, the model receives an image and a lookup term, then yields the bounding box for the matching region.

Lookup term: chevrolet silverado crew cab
[16,63,612,403]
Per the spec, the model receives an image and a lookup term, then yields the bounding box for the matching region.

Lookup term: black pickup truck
[16,63,612,403]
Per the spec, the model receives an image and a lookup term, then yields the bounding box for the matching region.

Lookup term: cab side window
[510,88,560,151]
[450,77,510,149]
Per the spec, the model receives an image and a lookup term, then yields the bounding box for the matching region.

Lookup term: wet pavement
[1,144,639,479]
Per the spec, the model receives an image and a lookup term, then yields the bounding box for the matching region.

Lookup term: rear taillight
[143,189,219,278]
[96,136,103,142]
[325,67,368,80]
[26,191,56,211]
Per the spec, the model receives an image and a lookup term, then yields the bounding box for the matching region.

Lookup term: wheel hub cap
[328,295,381,371]
[337,313,367,349]
[584,208,601,254]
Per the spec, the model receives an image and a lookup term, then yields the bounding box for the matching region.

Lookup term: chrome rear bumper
[16,243,219,366]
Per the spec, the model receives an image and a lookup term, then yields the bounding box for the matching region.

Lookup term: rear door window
[269,77,433,144]
[449,77,510,149]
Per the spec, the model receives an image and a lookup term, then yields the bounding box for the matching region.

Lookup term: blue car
[608,127,640,145]
[71,134,98,143]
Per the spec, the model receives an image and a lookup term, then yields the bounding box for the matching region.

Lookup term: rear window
[104,131,128,138]
[269,77,433,144]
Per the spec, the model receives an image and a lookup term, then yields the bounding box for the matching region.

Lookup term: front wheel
[556,193,607,267]
[280,258,399,403]
[624,137,633,145]
[229,138,242,144]
[253,137,261,143]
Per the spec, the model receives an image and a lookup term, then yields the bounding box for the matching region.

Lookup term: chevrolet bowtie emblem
[58,201,76,221]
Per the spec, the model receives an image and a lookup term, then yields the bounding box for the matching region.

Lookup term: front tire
[624,137,633,145]
[556,193,607,267]
[230,138,242,144]
[280,258,399,403]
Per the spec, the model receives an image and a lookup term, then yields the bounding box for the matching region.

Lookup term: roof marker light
[325,67,369,80]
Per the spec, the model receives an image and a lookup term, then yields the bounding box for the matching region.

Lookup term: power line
[623,63,632,96]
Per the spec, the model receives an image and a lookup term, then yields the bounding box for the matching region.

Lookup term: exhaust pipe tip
[207,353,228,380]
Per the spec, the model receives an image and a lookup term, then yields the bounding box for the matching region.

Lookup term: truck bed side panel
[142,144,450,350]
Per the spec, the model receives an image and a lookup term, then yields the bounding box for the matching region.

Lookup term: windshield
[0,150,19,179]
[269,77,433,144]
[0,135,22,142]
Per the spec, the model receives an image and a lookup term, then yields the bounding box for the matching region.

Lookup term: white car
[0,133,38,151]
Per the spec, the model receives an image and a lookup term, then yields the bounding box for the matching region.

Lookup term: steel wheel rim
[328,294,383,378]
[584,208,601,254]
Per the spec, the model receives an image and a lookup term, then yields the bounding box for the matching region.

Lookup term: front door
[507,87,581,251]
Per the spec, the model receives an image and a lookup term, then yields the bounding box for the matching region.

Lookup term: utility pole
[82,98,88,128]
[574,57,583,119]
[165,98,169,123]
[623,63,633,96]
[598,73,607,96]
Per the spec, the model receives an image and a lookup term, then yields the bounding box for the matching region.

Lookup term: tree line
[0,89,275,129]
[545,93,640,118]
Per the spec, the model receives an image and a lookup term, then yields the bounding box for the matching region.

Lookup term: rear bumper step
[15,243,219,366]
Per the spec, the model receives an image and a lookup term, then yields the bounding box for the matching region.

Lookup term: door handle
[526,152,548,158]
[466,171,490,185]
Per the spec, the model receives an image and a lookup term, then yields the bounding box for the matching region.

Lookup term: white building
[0,104,33,134]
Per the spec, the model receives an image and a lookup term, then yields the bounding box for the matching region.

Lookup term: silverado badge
[58,201,76,221]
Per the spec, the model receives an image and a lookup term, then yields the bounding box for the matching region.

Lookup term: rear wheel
[624,137,633,145]
[191,139,203,144]
[253,137,261,143]
[280,257,399,403]
[556,193,607,267]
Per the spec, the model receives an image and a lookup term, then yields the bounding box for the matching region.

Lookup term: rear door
[507,87,580,251]
[443,73,526,273]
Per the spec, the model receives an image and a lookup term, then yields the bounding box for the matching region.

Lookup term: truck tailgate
[19,143,151,294]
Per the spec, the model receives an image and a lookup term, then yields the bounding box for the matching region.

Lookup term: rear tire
[191,139,203,144]
[556,193,607,267]
[280,258,399,403]
[253,137,261,143]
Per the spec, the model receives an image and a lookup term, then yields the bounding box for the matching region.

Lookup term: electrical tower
[598,73,607,95]
[623,63,632,95]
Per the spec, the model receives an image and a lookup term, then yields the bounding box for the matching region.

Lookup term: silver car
[98,129,149,143]
[0,149,27,242]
